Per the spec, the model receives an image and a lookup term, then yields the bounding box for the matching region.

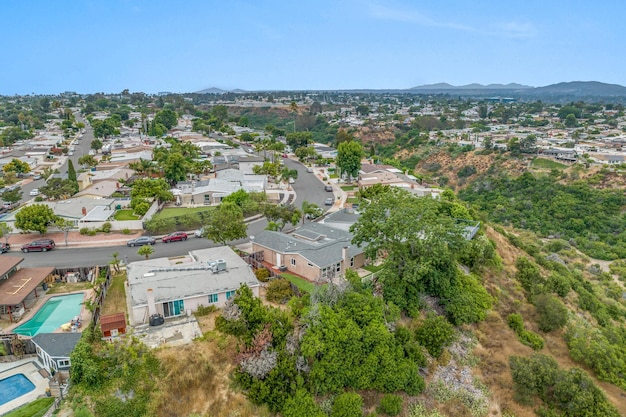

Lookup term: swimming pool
[0,374,35,405]
[13,293,84,337]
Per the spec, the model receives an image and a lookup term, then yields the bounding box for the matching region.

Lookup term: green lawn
[363,264,384,273]
[4,397,55,417]
[114,209,140,221]
[281,273,316,294]
[346,197,359,204]
[532,158,567,170]
[152,206,214,221]
[340,185,356,191]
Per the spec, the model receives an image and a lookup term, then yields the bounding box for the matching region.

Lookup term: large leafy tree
[161,152,189,183]
[351,188,466,311]
[1,188,22,204]
[3,158,31,174]
[262,204,302,231]
[286,132,312,150]
[130,178,173,202]
[153,109,178,130]
[336,141,364,182]
[15,204,57,234]
[39,178,77,200]
[202,202,247,245]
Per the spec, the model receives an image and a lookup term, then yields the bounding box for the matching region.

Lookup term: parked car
[288,177,295,184]
[126,236,156,247]
[324,185,333,192]
[30,188,40,196]
[162,231,188,243]
[325,197,334,206]
[0,242,10,253]
[194,228,205,238]
[2,202,17,210]
[33,174,42,180]
[306,167,314,173]
[21,239,55,253]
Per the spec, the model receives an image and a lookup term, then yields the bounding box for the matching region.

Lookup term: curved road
[19,153,331,268]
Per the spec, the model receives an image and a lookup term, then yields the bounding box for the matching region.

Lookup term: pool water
[13,293,84,336]
[0,374,35,405]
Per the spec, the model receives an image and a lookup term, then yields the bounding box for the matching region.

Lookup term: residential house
[252,222,367,283]
[126,247,261,325]
[1,198,117,229]
[358,164,440,197]
[31,333,82,374]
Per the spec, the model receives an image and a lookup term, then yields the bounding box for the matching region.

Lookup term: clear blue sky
[1,0,625,95]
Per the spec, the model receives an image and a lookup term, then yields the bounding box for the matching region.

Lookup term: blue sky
[1,0,624,94]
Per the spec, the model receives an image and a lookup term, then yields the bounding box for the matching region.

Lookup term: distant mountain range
[195,81,626,102]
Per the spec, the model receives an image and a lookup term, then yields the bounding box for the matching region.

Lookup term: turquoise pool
[13,293,84,336]
[0,373,35,405]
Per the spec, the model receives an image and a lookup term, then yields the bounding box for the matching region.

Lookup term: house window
[208,293,219,303]
[290,258,296,266]
[163,299,185,317]
[307,262,314,267]
[226,290,236,300]
[336,262,341,272]
[350,257,354,267]
[58,359,70,367]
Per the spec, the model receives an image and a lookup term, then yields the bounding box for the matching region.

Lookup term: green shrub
[100,222,112,233]
[534,294,568,332]
[122,228,131,234]
[415,314,455,358]
[508,313,544,350]
[79,227,90,235]
[378,394,402,416]
[87,229,97,236]
[195,304,217,317]
[255,268,271,282]
[266,279,294,304]
[34,196,44,202]
[331,392,363,417]
[546,272,571,297]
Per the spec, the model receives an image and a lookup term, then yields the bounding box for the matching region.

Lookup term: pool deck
[0,358,49,415]
[0,290,93,336]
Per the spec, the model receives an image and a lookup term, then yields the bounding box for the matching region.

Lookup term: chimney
[116,182,120,189]
[342,246,349,272]
[81,207,87,216]
[147,289,157,316]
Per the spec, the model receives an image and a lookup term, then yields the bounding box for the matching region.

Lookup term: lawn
[4,397,55,417]
[340,185,356,191]
[152,206,215,221]
[102,271,128,316]
[532,157,567,170]
[47,282,92,295]
[281,273,316,294]
[346,197,359,204]
[363,264,384,273]
[114,209,140,221]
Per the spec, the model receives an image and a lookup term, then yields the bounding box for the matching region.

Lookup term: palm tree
[137,245,154,259]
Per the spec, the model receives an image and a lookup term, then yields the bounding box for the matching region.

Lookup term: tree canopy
[202,202,247,245]
[15,204,57,234]
[337,141,364,182]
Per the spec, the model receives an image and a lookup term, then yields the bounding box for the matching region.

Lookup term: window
[163,299,185,317]
[336,262,341,272]
[307,262,314,267]
[58,359,70,367]
[208,293,218,303]
[290,258,296,266]
[226,290,236,300]
[350,257,354,267]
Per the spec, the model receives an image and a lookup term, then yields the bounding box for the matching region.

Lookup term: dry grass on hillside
[474,226,626,417]
[151,332,271,417]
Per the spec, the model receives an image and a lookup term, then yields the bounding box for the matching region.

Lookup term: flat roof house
[126,247,261,325]
[32,333,82,374]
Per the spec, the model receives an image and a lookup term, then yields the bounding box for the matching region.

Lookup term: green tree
[286,131,312,150]
[153,109,178,130]
[351,188,467,311]
[138,245,154,259]
[1,188,23,204]
[203,202,247,245]
[78,155,98,168]
[301,200,322,223]
[39,178,77,200]
[3,158,31,174]
[54,217,74,247]
[91,138,103,151]
[336,141,364,182]
[282,389,325,417]
[331,392,363,417]
[0,222,12,245]
[130,178,173,203]
[564,113,578,128]
[162,152,190,184]
[15,204,57,234]
[262,203,302,231]
[67,160,78,193]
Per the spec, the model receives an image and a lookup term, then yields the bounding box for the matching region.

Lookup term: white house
[126,246,261,325]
